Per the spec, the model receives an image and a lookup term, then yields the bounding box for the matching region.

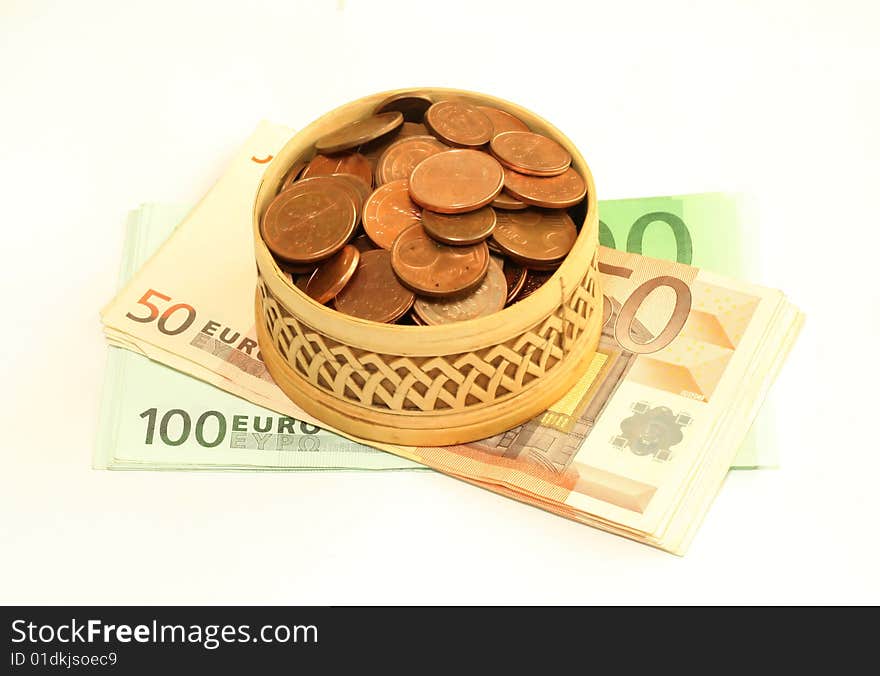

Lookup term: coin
[314,112,404,154]
[509,257,564,272]
[278,159,308,193]
[375,93,433,122]
[413,257,506,325]
[358,136,390,163]
[399,121,429,137]
[491,190,528,211]
[333,249,414,323]
[362,179,422,249]
[502,166,586,209]
[358,122,429,171]
[305,244,360,304]
[492,208,578,266]
[421,206,496,245]
[376,135,448,185]
[390,224,489,297]
[425,100,493,147]
[351,233,378,253]
[280,261,319,276]
[501,249,568,271]
[262,180,358,264]
[476,106,530,137]
[409,149,504,214]
[500,258,527,304]
[296,175,367,226]
[329,173,371,213]
[490,131,571,177]
[294,275,311,292]
[516,270,554,302]
[301,152,373,189]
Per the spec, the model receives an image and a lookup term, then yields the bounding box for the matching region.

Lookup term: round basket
[252,87,602,445]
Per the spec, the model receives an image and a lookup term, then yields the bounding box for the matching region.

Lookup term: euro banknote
[596,193,775,467]
[95,203,423,471]
[418,247,801,552]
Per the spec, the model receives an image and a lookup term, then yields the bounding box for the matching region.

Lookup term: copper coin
[314,112,404,154]
[333,249,414,323]
[487,238,503,255]
[516,270,554,302]
[376,135,448,185]
[501,253,565,272]
[357,125,399,158]
[425,100,493,147]
[362,179,422,249]
[278,159,308,193]
[352,233,378,253]
[280,261,319,276]
[409,149,504,214]
[357,135,393,169]
[329,173,371,214]
[476,105,530,137]
[499,257,528,304]
[492,208,578,266]
[391,224,489,297]
[301,152,373,189]
[409,310,427,326]
[262,180,357,264]
[357,122,425,171]
[503,166,586,209]
[421,206,496,245]
[507,257,563,272]
[490,131,571,177]
[375,93,433,122]
[294,274,311,292]
[491,190,528,211]
[296,175,367,225]
[399,121,429,137]
[305,245,360,304]
[413,257,506,325]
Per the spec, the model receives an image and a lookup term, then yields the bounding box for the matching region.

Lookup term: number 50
[125,289,196,336]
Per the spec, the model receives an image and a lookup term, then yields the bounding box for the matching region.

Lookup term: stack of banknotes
[98,122,802,553]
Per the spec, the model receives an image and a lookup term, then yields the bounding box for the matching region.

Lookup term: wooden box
[252,88,602,445]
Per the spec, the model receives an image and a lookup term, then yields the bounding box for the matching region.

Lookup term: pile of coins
[260,92,587,326]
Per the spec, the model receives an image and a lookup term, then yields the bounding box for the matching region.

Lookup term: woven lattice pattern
[258,253,601,412]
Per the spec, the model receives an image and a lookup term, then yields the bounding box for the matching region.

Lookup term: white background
[1,0,879,604]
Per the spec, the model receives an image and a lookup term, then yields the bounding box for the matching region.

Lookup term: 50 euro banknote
[100,122,802,552]
[96,203,423,471]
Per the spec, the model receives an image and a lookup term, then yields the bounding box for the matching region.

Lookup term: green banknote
[94,204,425,471]
[597,193,775,468]
[96,196,774,470]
